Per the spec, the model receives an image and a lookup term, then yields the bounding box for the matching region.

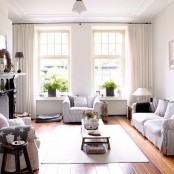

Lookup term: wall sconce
[15,52,24,73]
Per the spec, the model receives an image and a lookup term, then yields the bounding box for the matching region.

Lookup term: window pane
[40,45,47,55]
[62,44,68,55]
[109,33,115,43]
[102,44,108,55]
[62,33,68,44]
[55,44,61,55]
[48,33,54,44]
[109,44,115,55]
[116,33,122,43]
[94,59,121,90]
[94,44,101,55]
[116,44,122,55]
[48,44,54,55]
[40,59,69,93]
[94,33,101,43]
[102,33,108,44]
[40,33,47,44]
[55,33,61,43]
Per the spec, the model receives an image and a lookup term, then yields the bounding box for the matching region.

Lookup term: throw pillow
[87,96,96,108]
[0,113,9,128]
[150,97,159,112]
[8,118,25,126]
[154,99,168,117]
[68,95,75,107]
[74,97,87,107]
[171,113,174,119]
[164,102,174,119]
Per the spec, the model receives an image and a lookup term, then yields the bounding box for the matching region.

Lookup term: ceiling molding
[7,0,171,23]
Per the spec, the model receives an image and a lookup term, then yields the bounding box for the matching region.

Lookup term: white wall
[0,0,12,54]
[152,1,174,100]
[71,24,93,96]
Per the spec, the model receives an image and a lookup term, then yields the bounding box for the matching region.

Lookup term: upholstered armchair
[0,115,40,172]
[62,96,102,123]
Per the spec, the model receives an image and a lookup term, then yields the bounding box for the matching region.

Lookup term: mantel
[0,72,26,78]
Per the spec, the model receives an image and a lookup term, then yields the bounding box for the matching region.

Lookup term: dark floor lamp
[15,52,24,73]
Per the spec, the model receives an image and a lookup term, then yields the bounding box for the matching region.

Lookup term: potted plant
[43,73,68,97]
[102,80,117,96]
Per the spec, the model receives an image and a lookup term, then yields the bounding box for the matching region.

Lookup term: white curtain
[126,24,152,104]
[13,24,36,119]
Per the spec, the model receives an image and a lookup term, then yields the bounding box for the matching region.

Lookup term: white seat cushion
[70,107,93,115]
[132,113,160,124]
[144,119,164,136]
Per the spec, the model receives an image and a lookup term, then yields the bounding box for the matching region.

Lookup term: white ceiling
[7,0,173,23]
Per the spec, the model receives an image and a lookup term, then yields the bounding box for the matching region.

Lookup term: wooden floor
[32,116,174,174]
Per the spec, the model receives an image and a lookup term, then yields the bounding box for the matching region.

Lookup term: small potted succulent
[102,80,117,96]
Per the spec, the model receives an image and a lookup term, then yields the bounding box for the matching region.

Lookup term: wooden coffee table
[81,119,111,150]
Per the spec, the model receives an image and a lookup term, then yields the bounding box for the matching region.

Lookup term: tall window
[38,30,70,95]
[93,30,125,95]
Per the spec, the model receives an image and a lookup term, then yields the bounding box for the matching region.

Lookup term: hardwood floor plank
[84,164,97,174]
[57,164,71,174]
[70,164,85,174]
[108,163,124,174]
[32,116,174,174]
[119,163,136,174]
[95,164,109,174]
[44,164,59,174]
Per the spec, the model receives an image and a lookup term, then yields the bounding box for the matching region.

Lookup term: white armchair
[62,96,102,123]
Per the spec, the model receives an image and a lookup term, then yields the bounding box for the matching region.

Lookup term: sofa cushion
[8,118,25,126]
[136,102,150,113]
[150,97,159,112]
[70,107,93,115]
[132,113,160,124]
[68,95,75,107]
[87,96,96,108]
[144,119,164,137]
[164,102,174,119]
[0,113,9,128]
[154,99,168,117]
[74,97,87,107]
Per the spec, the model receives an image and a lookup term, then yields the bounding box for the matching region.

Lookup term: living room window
[38,30,70,95]
[93,30,125,96]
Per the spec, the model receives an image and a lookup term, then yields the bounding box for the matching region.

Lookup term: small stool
[1,142,33,174]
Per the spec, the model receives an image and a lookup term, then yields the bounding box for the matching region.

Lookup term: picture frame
[169,40,174,70]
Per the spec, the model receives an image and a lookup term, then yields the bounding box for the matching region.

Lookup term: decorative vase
[48,89,56,97]
[106,88,114,96]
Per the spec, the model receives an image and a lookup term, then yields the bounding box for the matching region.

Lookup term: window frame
[37,30,70,95]
[93,29,125,95]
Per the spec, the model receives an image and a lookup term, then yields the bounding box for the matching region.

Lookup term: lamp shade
[72,0,87,14]
[15,52,24,58]
[132,88,151,96]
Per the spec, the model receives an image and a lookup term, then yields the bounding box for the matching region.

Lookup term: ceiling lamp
[72,0,87,14]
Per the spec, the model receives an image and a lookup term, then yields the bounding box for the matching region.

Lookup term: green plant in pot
[43,72,68,97]
[102,80,117,96]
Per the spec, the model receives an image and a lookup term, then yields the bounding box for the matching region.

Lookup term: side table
[1,142,33,174]
[127,104,132,120]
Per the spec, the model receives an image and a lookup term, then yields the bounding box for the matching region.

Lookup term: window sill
[36,96,66,101]
[98,96,127,101]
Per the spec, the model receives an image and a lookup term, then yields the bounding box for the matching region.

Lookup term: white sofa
[0,117,40,172]
[131,98,174,155]
[62,96,102,123]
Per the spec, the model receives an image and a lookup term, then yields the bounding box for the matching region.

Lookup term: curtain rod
[12,22,152,25]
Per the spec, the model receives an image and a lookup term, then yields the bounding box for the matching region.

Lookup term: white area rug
[41,125,148,164]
